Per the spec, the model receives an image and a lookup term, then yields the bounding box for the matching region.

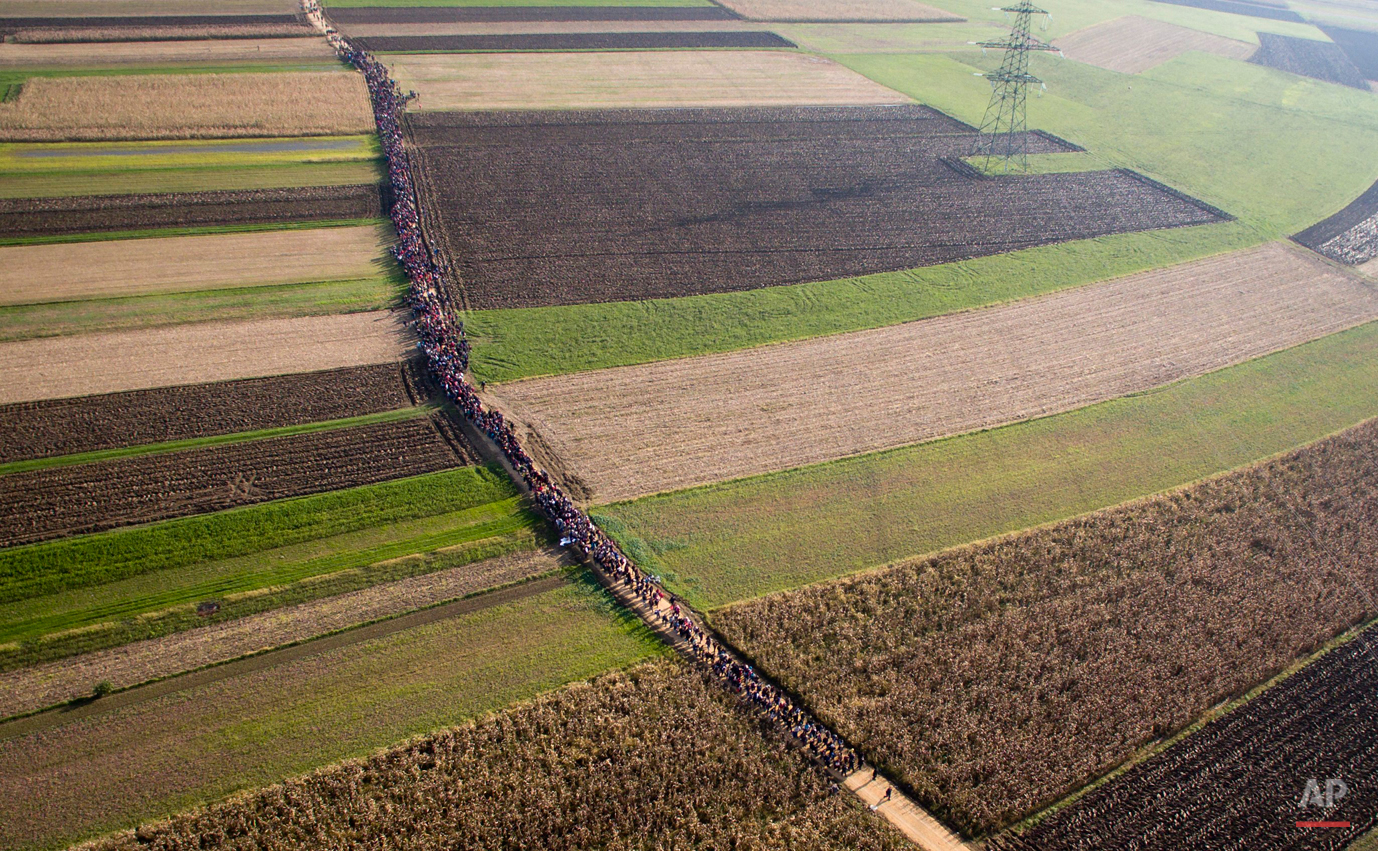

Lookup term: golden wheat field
[0,72,374,141]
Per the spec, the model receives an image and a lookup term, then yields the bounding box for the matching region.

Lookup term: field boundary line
[0,574,566,739]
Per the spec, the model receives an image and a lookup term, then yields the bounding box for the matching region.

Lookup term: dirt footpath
[0,310,410,404]
[489,242,1378,503]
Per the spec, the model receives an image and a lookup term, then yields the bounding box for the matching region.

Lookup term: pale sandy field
[0,310,410,403]
[387,51,911,110]
[0,37,336,67]
[1054,15,1256,74]
[489,243,1378,503]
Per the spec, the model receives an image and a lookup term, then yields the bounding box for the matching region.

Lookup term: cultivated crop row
[406,108,1225,308]
[0,413,474,546]
[1001,623,1378,851]
[0,183,386,238]
[0,359,431,463]
[84,661,909,851]
[714,416,1378,835]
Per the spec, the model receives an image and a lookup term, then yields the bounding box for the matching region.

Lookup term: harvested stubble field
[1294,176,1378,265]
[0,310,410,404]
[328,6,740,24]
[359,30,795,50]
[0,360,429,464]
[345,20,757,35]
[0,37,335,66]
[1053,15,1254,74]
[0,412,476,547]
[407,105,1220,309]
[1321,25,1378,79]
[76,660,907,851]
[0,72,374,141]
[0,548,564,718]
[0,184,386,239]
[715,416,1378,836]
[1249,31,1370,88]
[0,581,661,851]
[492,242,1378,502]
[710,0,961,21]
[386,50,910,110]
[1150,0,1305,22]
[1005,624,1378,851]
[0,1,300,16]
[0,224,392,304]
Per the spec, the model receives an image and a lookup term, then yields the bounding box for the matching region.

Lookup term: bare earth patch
[0,550,563,719]
[0,72,374,141]
[0,37,336,66]
[0,310,410,404]
[489,243,1378,503]
[1054,15,1255,74]
[387,51,910,110]
[0,225,392,305]
[712,0,963,21]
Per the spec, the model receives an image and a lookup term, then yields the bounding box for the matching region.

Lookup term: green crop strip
[0,466,518,605]
[596,321,1378,611]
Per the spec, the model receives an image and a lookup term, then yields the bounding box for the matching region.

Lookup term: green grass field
[596,321,1378,611]
[0,579,663,851]
[465,43,1378,384]
[0,275,404,342]
[0,466,517,605]
[0,495,547,665]
[0,135,379,174]
[0,161,382,199]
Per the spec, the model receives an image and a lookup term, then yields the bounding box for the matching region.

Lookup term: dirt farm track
[489,243,1378,502]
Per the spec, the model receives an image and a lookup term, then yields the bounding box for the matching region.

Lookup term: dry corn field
[0,311,410,404]
[1053,15,1254,74]
[81,660,911,851]
[0,225,392,305]
[0,72,374,141]
[714,416,1378,836]
[490,242,1378,502]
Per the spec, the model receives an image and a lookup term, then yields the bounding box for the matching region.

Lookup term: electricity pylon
[971,1,1060,175]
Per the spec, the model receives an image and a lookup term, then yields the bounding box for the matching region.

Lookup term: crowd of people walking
[317,12,860,779]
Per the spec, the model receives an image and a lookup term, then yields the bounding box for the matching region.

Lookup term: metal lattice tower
[972,1,1060,175]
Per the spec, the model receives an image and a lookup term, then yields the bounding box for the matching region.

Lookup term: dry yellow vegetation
[0,72,374,141]
[0,38,336,67]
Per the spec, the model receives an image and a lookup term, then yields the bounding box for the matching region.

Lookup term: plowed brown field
[489,243,1378,502]
[0,310,410,404]
[0,413,474,546]
[0,225,390,305]
[1054,15,1253,74]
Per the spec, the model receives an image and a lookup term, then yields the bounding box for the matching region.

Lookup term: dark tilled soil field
[1293,177,1378,264]
[0,360,432,464]
[1001,625,1378,851]
[357,31,794,52]
[0,184,388,238]
[1249,32,1369,89]
[405,105,1227,309]
[1148,0,1304,22]
[326,6,739,24]
[0,412,475,547]
[1321,25,1378,80]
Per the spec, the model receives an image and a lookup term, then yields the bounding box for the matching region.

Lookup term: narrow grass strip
[0,406,430,477]
[0,217,386,247]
